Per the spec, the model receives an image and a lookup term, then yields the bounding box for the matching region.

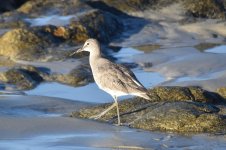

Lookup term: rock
[48,65,93,87]
[147,86,223,103]
[0,19,29,29]
[216,87,226,98]
[183,0,226,19]
[17,0,89,16]
[133,44,161,52]
[0,56,15,67]
[0,9,122,61]
[70,9,123,43]
[71,97,225,133]
[71,86,226,133]
[194,43,220,51]
[130,102,225,133]
[0,0,28,13]
[0,66,44,90]
[0,28,47,60]
[88,0,152,14]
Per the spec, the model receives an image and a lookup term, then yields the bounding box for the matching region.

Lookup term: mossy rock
[71,98,226,133]
[17,0,88,16]
[49,65,93,87]
[0,28,44,60]
[0,0,28,13]
[71,86,226,133]
[194,43,220,51]
[70,9,123,43]
[0,66,43,90]
[183,0,226,19]
[0,26,74,61]
[102,0,152,12]
[147,86,223,103]
[131,102,225,133]
[216,87,226,98]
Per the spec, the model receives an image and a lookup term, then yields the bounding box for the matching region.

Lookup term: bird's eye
[87,43,89,45]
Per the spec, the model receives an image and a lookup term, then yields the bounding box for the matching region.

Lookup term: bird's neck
[89,49,101,66]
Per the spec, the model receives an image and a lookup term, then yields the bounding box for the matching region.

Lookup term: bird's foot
[114,123,122,126]
[89,114,102,120]
[114,122,128,126]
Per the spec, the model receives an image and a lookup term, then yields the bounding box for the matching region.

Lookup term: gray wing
[95,60,147,94]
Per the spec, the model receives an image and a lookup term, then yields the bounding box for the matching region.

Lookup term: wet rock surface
[0,0,28,13]
[0,66,44,90]
[71,86,226,133]
[47,65,93,87]
[0,12,122,60]
[0,64,94,90]
[217,87,226,99]
[183,0,226,19]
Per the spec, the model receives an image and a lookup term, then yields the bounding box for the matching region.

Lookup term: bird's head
[70,38,100,56]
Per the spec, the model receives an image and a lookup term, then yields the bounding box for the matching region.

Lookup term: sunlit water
[25,71,165,103]
[0,117,225,150]
[205,45,226,54]
[25,47,165,103]
[24,15,77,26]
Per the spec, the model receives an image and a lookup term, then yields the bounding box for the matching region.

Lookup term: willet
[71,39,150,125]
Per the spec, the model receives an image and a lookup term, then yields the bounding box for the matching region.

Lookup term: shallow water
[205,45,226,54]
[24,15,77,26]
[0,116,225,150]
[25,46,165,103]
[25,71,165,103]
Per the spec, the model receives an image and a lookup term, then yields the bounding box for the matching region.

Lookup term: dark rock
[0,66,44,90]
[130,102,225,133]
[70,9,123,43]
[71,86,226,133]
[0,9,122,60]
[0,0,28,13]
[0,28,47,60]
[87,0,152,14]
[216,87,226,98]
[183,0,226,19]
[17,0,90,16]
[48,65,93,87]
[147,86,223,103]
[133,44,161,52]
[194,43,220,51]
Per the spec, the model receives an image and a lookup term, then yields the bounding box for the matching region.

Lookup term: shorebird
[71,39,150,125]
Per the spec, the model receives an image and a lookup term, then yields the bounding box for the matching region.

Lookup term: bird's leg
[113,96,121,125]
[89,102,116,120]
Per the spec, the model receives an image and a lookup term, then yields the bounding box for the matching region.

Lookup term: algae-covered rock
[183,0,226,19]
[17,0,88,16]
[0,0,28,13]
[0,28,47,60]
[147,86,222,103]
[71,99,226,133]
[101,0,152,13]
[131,102,225,133]
[0,66,44,90]
[71,86,226,133]
[49,65,93,87]
[0,9,122,60]
[70,9,123,43]
[216,87,226,98]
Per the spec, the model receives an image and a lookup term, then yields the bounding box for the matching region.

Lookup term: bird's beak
[69,47,83,56]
